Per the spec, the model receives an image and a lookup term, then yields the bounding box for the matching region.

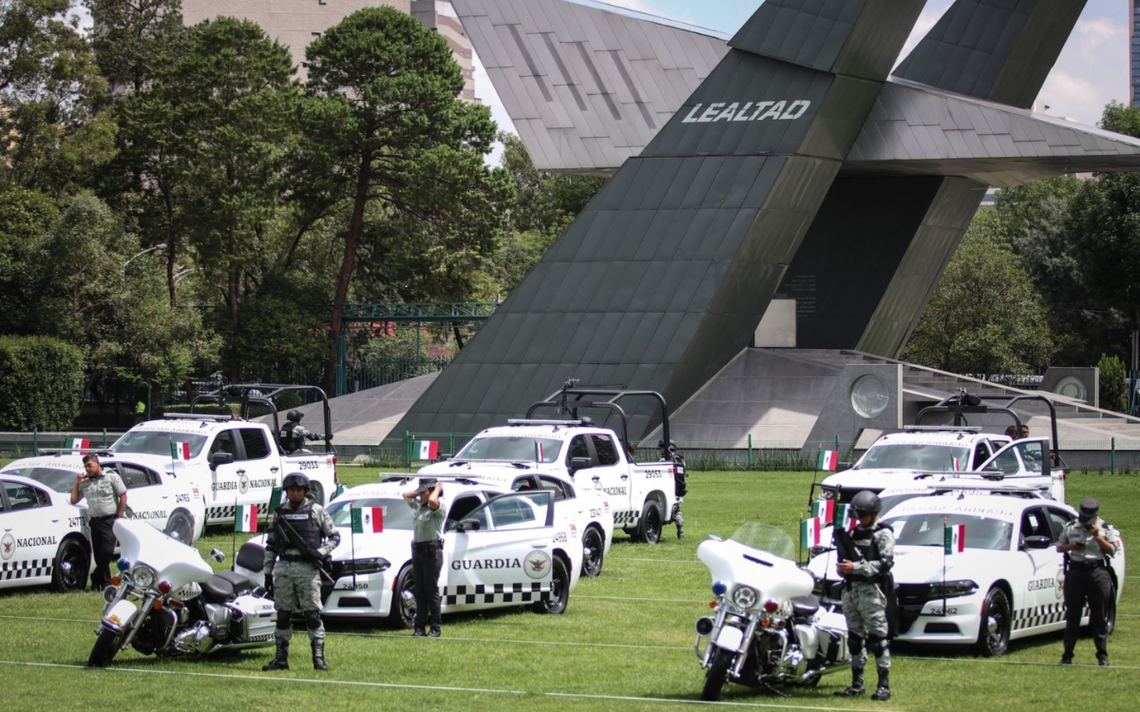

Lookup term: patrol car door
[231,427,278,510]
[1018,505,1064,628]
[0,479,68,587]
[207,429,242,511]
[106,463,167,527]
[445,491,555,613]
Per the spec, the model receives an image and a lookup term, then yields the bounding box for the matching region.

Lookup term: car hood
[810,545,1009,584]
[822,469,941,491]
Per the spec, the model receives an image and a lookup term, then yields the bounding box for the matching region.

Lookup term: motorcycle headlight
[731,585,759,610]
[130,564,157,590]
[926,580,979,598]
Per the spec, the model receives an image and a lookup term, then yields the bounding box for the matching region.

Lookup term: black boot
[871,667,890,701]
[834,666,865,696]
[311,639,328,671]
[262,640,289,671]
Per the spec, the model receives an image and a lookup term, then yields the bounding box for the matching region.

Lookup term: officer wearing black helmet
[1057,497,1118,666]
[280,410,321,454]
[658,440,687,539]
[835,490,895,701]
[262,472,340,672]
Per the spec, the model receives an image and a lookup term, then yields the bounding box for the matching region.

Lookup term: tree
[299,7,512,393]
[903,210,1056,376]
[0,186,57,333]
[0,0,115,196]
[84,0,184,93]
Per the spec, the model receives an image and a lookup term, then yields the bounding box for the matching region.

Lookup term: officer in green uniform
[835,491,895,701]
[262,472,340,671]
[1057,497,1117,666]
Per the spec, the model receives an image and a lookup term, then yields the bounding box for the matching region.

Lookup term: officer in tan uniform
[1057,497,1117,666]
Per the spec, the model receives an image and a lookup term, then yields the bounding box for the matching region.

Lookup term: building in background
[181,0,477,102]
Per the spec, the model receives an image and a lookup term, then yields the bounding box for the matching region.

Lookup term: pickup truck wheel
[164,510,194,543]
[581,526,605,577]
[635,500,662,544]
[387,565,416,629]
[532,556,569,614]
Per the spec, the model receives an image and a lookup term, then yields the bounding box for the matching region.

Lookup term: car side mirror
[1021,535,1052,550]
[448,518,481,533]
[437,453,451,462]
[209,451,234,470]
[569,456,591,473]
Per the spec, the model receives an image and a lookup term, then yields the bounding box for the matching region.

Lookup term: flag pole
[351,503,357,589]
[941,515,948,618]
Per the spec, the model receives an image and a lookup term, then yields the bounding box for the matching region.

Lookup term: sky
[475,0,1131,162]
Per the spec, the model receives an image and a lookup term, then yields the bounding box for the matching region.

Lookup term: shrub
[0,336,84,430]
[1097,353,1127,413]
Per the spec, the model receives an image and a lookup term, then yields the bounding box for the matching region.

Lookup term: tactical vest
[848,522,892,584]
[280,421,303,452]
[671,454,688,497]
[275,501,321,550]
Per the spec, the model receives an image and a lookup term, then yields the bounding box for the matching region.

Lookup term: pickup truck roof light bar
[190,383,335,454]
[505,418,593,427]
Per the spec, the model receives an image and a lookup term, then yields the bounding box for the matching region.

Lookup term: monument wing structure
[396,0,1140,441]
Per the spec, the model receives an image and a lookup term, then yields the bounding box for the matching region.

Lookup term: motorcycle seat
[791,594,820,618]
[216,570,255,596]
[201,571,254,603]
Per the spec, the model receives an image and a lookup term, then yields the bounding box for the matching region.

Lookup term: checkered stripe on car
[207,505,237,522]
[612,510,638,526]
[443,582,548,605]
[1,558,51,582]
[1013,602,1065,630]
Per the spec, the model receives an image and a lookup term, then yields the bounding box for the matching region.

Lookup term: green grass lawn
[0,468,1136,711]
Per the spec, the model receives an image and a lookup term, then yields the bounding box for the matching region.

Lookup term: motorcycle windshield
[728,522,796,561]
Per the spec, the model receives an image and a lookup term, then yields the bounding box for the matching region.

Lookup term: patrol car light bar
[901,426,982,432]
[163,412,234,422]
[506,418,589,426]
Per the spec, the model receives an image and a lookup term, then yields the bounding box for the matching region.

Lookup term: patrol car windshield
[112,431,208,458]
[885,513,1013,551]
[326,498,416,530]
[453,437,562,464]
[3,467,75,493]
[854,444,971,471]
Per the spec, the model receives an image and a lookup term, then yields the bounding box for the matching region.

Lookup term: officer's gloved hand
[264,574,274,597]
[306,432,321,441]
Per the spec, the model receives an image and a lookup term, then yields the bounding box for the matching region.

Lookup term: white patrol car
[807,492,1125,656]
[424,421,676,544]
[233,480,583,626]
[0,473,91,592]
[109,414,337,526]
[414,466,613,577]
[1,454,207,543]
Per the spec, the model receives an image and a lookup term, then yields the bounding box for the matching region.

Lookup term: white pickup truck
[108,384,339,526]
[816,392,1067,505]
[420,384,678,544]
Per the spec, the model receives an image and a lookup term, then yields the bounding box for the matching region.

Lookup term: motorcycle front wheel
[87,628,124,668]
[701,646,735,702]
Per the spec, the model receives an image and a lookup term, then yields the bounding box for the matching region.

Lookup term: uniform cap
[416,477,438,493]
[1078,497,1099,524]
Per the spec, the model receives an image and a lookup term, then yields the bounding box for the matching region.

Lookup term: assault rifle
[272,513,335,584]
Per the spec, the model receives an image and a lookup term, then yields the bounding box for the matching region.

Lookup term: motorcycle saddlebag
[232,594,277,642]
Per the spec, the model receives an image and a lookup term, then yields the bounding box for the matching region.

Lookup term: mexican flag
[811,499,835,525]
[351,506,384,534]
[171,441,191,460]
[416,440,439,460]
[835,503,857,532]
[235,504,258,533]
[817,450,838,471]
[267,487,284,515]
[66,437,90,451]
[944,523,966,554]
[800,517,823,549]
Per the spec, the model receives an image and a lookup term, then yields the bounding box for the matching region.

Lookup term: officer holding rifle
[262,472,340,672]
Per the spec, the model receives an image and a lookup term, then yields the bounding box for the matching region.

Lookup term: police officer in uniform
[835,491,895,701]
[70,454,127,590]
[1057,497,1117,666]
[280,410,321,454]
[403,477,447,637]
[262,472,340,671]
[658,440,687,539]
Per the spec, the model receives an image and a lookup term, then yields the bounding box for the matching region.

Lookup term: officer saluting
[834,491,895,701]
[1057,497,1117,666]
[262,472,340,672]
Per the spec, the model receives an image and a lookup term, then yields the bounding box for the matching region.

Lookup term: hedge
[0,336,85,430]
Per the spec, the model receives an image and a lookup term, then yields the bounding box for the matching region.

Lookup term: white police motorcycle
[87,518,276,667]
[694,523,850,701]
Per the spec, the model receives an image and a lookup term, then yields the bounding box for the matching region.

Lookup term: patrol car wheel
[532,556,569,615]
[700,646,733,701]
[164,510,194,543]
[581,526,605,577]
[975,587,1011,657]
[388,565,416,629]
[635,500,662,544]
[51,538,90,593]
[87,629,123,667]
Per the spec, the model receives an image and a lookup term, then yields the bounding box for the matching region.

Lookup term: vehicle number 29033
[297,460,319,470]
